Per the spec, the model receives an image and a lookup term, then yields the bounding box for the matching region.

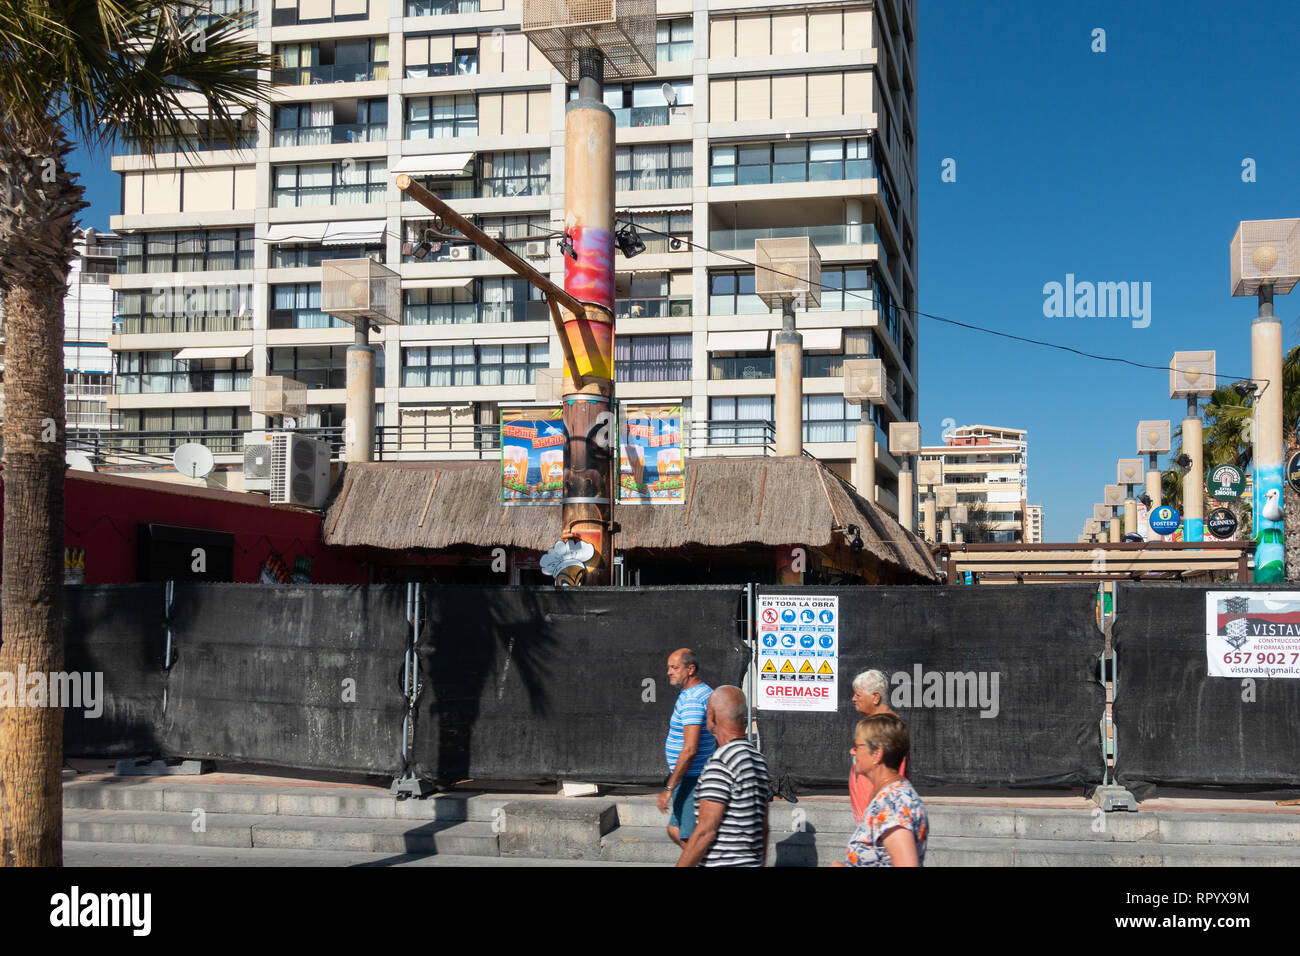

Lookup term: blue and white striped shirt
[666,682,716,776]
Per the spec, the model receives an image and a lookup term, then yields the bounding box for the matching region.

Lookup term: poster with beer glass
[618,405,684,504]
[501,408,566,505]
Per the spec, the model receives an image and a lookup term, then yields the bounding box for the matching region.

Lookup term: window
[614,334,691,382]
[273,99,386,146]
[113,285,254,334]
[270,345,383,389]
[273,243,385,268]
[572,80,691,127]
[405,34,479,77]
[118,408,253,453]
[615,271,692,319]
[812,266,871,312]
[616,143,692,191]
[656,19,692,61]
[709,137,870,186]
[115,350,251,395]
[708,270,767,315]
[708,396,772,445]
[402,344,547,386]
[274,39,388,85]
[406,0,478,14]
[403,278,545,325]
[272,160,386,206]
[270,283,347,328]
[116,230,254,274]
[802,395,856,442]
[479,150,549,197]
[405,94,477,139]
[272,0,368,26]
[618,210,690,254]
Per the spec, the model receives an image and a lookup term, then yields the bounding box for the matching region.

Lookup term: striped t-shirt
[666,682,716,776]
[695,738,771,867]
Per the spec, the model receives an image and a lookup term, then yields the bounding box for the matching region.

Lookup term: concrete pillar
[1123,496,1137,536]
[774,304,803,457]
[344,327,374,462]
[1108,517,1121,542]
[1183,407,1204,542]
[953,528,964,544]
[1253,287,1284,581]
[898,462,914,532]
[941,516,952,543]
[854,420,875,500]
[923,495,936,542]
[1145,460,1162,510]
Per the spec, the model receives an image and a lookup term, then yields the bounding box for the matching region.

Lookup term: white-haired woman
[848,669,907,824]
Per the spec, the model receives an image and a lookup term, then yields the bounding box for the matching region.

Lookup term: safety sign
[755,593,839,712]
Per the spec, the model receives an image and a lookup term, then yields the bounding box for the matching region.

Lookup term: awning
[476,336,549,346]
[322,219,386,245]
[400,277,476,291]
[771,328,842,351]
[393,152,474,176]
[405,337,474,347]
[174,346,254,360]
[266,222,328,243]
[707,331,770,351]
[618,204,693,215]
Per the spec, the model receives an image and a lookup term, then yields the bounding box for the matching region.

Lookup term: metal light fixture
[1174,453,1192,469]
[616,223,645,258]
[1232,380,1257,398]
[559,234,578,260]
[1139,493,1152,509]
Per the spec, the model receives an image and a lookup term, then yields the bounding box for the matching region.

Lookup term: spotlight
[1139,493,1152,508]
[1174,453,1192,469]
[1232,380,1257,398]
[615,223,645,259]
[411,240,432,260]
[851,534,864,554]
[559,235,577,260]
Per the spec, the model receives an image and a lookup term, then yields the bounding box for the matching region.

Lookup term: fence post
[391,582,433,798]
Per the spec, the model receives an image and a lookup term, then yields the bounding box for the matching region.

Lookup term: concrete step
[62,808,501,856]
[599,825,1300,867]
[62,779,551,823]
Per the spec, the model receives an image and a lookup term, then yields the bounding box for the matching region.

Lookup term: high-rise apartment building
[920,424,1029,543]
[1,228,117,432]
[107,0,918,507]
[1025,503,1043,543]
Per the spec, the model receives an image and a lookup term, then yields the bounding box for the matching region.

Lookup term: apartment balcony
[273,122,386,147]
[613,296,692,321]
[273,63,388,87]
[112,314,252,336]
[708,353,858,381]
[406,0,478,14]
[709,223,876,252]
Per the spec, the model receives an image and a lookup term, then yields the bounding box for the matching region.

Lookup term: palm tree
[1162,345,1300,537]
[0,0,270,866]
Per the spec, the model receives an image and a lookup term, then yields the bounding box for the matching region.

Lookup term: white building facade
[107,0,919,506]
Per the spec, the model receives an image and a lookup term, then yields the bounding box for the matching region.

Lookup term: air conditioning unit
[243,430,275,492]
[525,240,549,259]
[483,227,504,240]
[271,433,332,508]
[448,245,473,261]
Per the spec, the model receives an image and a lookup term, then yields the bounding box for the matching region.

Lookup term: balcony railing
[614,359,692,382]
[711,354,859,380]
[114,370,252,394]
[273,63,388,86]
[119,132,257,155]
[614,297,691,320]
[687,419,776,452]
[114,314,252,335]
[272,183,386,207]
[406,0,479,14]
[708,224,874,250]
[273,123,387,147]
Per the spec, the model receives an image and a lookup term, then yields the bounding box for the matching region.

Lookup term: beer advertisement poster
[618,405,684,504]
[501,408,566,505]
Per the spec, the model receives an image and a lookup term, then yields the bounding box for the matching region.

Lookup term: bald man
[660,648,715,848]
[676,686,770,867]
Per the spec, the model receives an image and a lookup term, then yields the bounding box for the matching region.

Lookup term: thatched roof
[322,457,940,581]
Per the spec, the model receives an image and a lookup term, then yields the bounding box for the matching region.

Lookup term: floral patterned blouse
[843,778,928,867]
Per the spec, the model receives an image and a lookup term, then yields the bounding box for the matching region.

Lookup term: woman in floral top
[833,713,928,867]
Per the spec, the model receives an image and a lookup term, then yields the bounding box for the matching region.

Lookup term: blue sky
[69,0,1300,540]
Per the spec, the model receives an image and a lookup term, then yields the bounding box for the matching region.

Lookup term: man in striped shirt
[676,685,770,867]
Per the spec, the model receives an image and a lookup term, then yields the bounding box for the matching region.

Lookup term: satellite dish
[173,442,215,479]
[661,82,677,106]
[66,451,95,473]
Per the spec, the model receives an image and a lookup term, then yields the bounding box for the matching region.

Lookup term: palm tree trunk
[0,127,83,867]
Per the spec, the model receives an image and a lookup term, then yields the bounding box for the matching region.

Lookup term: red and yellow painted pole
[560,52,616,585]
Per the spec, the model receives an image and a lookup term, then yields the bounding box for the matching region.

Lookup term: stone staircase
[63,775,1300,866]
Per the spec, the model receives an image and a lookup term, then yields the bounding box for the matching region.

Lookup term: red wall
[0,472,370,584]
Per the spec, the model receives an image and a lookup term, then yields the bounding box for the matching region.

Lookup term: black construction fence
[56,581,1300,796]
